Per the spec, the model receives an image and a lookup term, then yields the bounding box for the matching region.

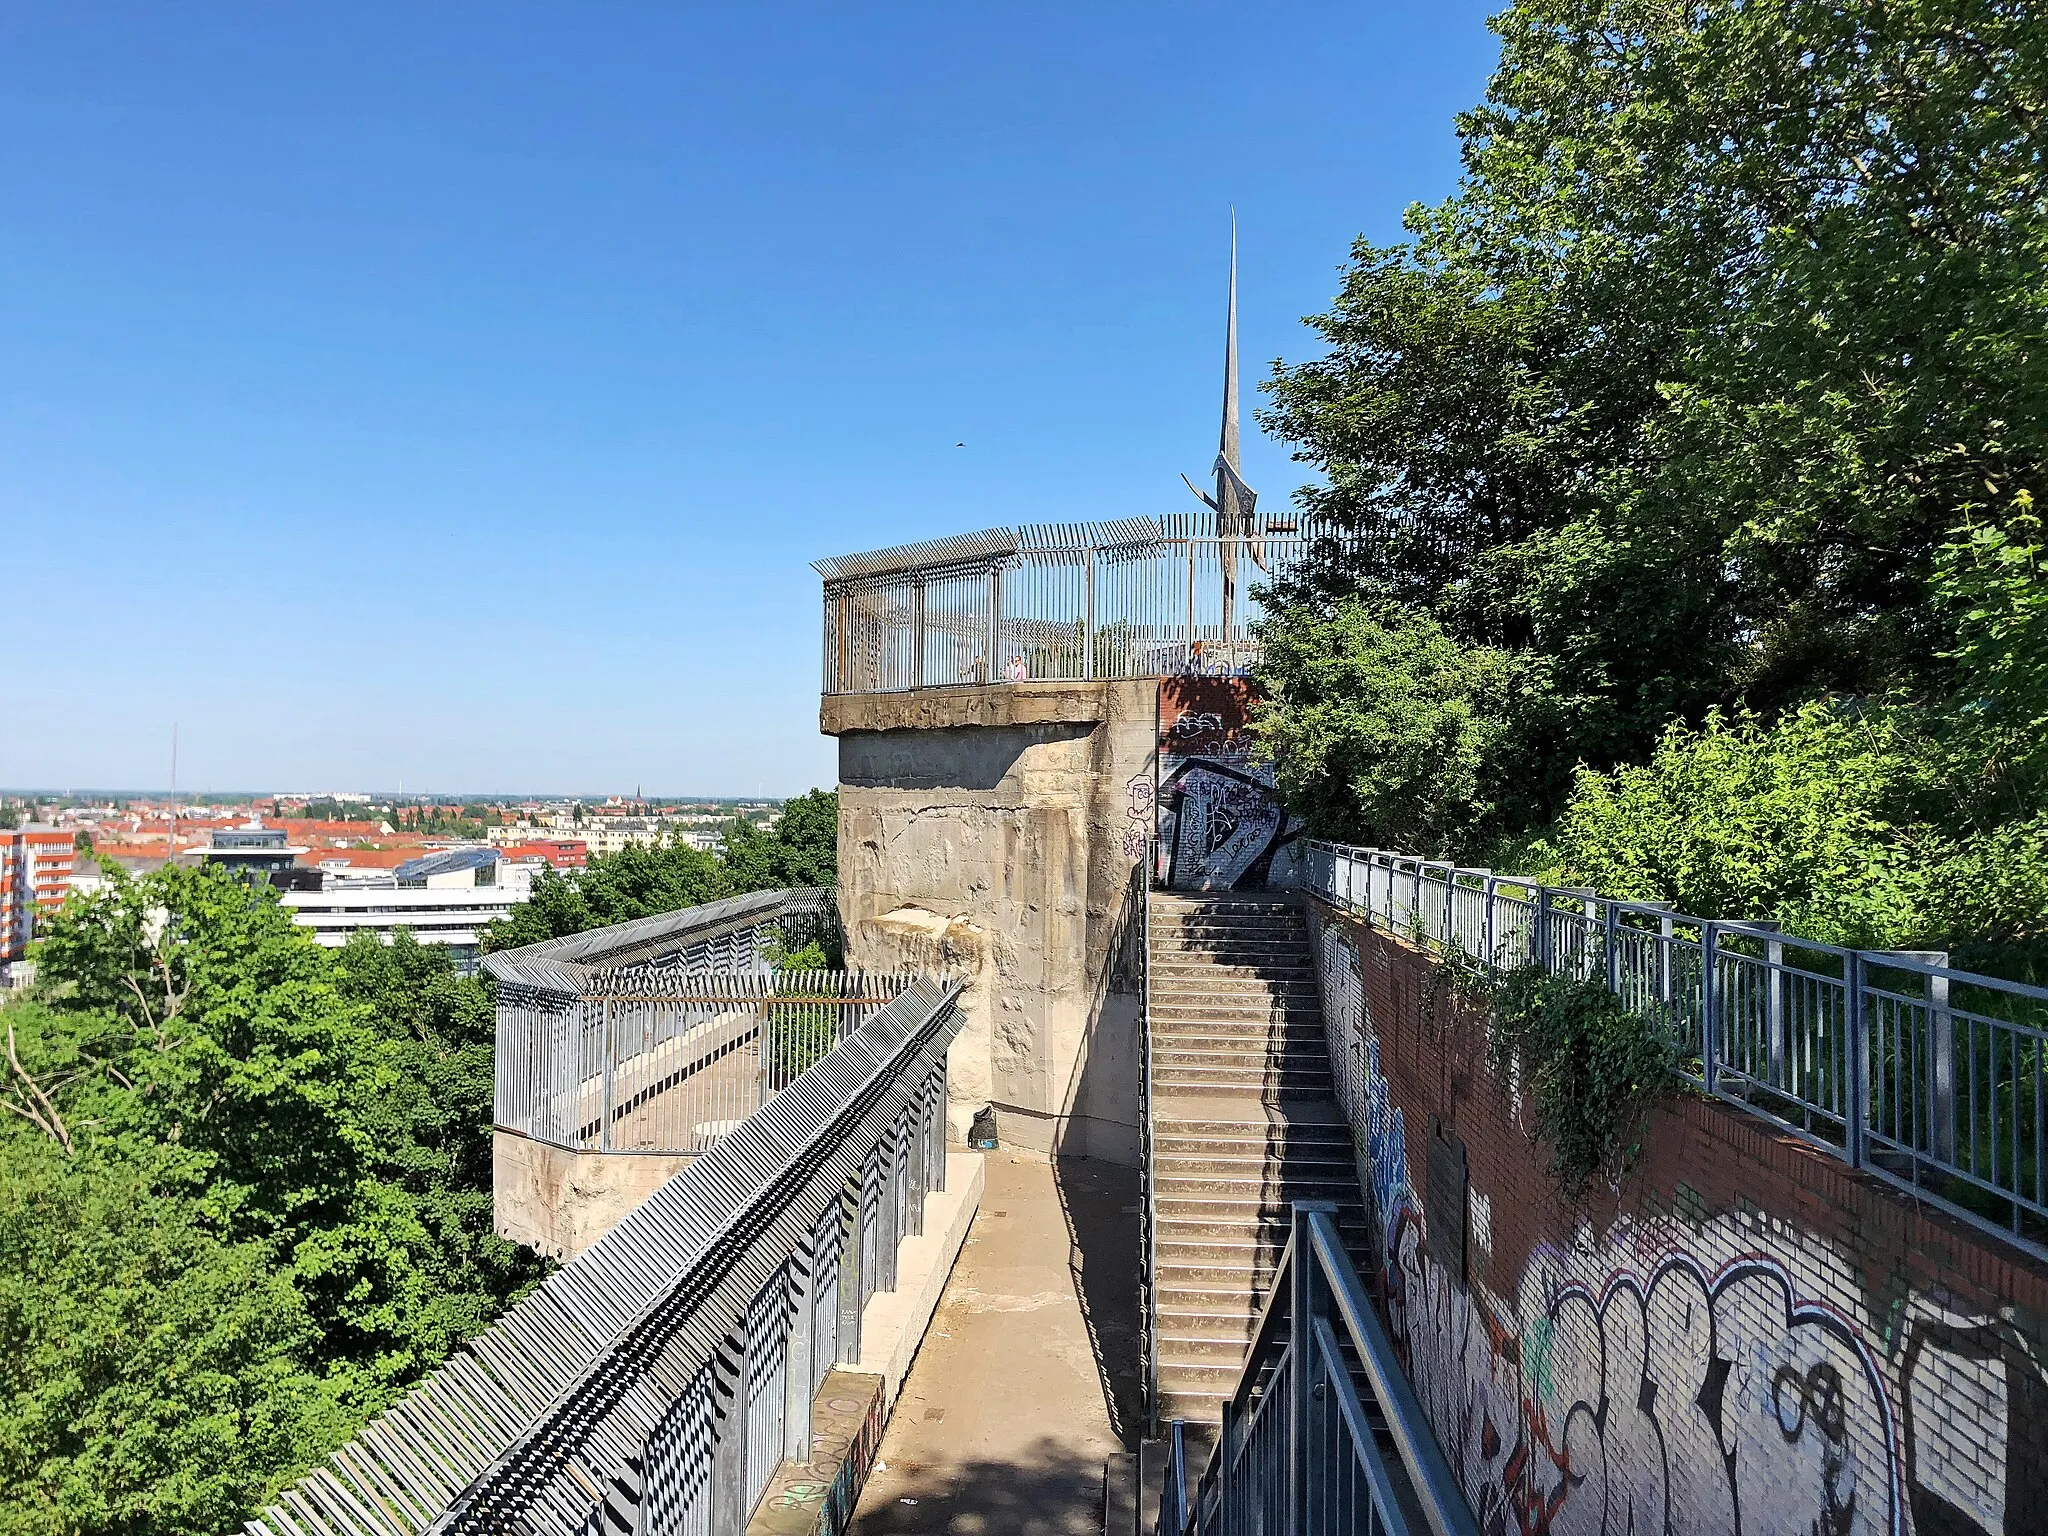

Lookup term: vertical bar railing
[1293,842,2048,1261]
[1140,845,1161,1434]
[1160,1205,1479,1536]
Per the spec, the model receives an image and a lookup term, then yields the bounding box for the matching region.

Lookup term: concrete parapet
[745,1152,985,1536]
[828,678,1156,1167]
[855,1151,985,1405]
[492,1130,692,1260]
[821,680,1112,736]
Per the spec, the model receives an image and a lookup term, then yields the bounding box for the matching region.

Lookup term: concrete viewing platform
[846,1152,1140,1536]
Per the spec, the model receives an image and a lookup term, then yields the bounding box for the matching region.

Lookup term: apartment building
[0,827,77,963]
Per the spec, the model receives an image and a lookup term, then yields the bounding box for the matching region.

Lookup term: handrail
[497,964,918,1155]
[251,971,965,1536]
[490,888,881,1157]
[1156,1204,1479,1536]
[1292,840,2048,1259]
[1138,844,1160,1432]
[482,886,838,990]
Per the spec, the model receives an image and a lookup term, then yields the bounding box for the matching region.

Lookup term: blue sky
[0,4,1500,797]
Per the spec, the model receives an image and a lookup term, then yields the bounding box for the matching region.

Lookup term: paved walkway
[848,1152,1140,1536]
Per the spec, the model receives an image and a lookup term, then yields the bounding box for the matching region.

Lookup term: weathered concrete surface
[857,1152,986,1404]
[847,1153,1141,1536]
[492,1130,691,1260]
[821,682,1111,737]
[748,1369,885,1536]
[831,679,1156,1165]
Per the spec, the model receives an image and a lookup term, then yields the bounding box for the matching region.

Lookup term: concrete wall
[824,680,1156,1165]
[493,1130,692,1260]
[1307,900,2048,1536]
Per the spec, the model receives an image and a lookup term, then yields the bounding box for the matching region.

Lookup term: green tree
[1252,600,1538,855]
[0,1141,352,1536]
[482,792,838,953]
[1,867,543,1536]
[1263,0,2048,816]
[1257,0,2048,971]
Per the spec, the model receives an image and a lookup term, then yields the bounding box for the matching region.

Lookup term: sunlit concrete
[847,1152,1141,1536]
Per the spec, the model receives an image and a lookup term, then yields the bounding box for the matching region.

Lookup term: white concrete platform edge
[855,1150,985,1406]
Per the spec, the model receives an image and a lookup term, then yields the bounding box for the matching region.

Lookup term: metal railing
[249,968,964,1536]
[1139,844,1160,1433]
[1157,1205,1478,1536]
[489,888,899,1156]
[1294,841,2048,1258]
[815,514,1364,694]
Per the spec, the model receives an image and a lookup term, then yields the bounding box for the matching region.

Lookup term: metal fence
[815,514,1362,694]
[1158,1204,1478,1536]
[496,967,915,1154]
[249,969,964,1536]
[488,888,892,1156]
[1293,841,2048,1258]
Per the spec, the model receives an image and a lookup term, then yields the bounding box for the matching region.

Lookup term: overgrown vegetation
[0,790,839,1536]
[1484,966,1677,1190]
[1253,0,2048,979]
[0,868,542,1536]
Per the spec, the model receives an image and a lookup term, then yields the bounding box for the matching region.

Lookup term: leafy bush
[1935,502,2048,778]
[1540,703,2048,977]
[1485,966,1677,1190]
[1542,703,1935,948]
[1252,599,1540,855]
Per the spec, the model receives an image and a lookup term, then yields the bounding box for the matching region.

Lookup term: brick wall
[1306,898,2048,1536]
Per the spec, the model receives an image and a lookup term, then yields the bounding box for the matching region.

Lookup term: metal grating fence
[496,968,916,1155]
[488,888,893,1157]
[816,514,1375,694]
[248,965,963,1536]
[1293,841,2048,1259]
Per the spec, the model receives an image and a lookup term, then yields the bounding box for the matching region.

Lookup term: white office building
[280,847,534,968]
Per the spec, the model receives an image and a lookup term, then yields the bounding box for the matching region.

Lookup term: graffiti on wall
[1156,677,1299,890]
[1306,912,2048,1536]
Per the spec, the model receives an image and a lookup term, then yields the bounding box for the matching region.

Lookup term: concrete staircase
[1145,892,1369,1427]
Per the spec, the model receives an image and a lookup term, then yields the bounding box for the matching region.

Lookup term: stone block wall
[1307,899,2048,1536]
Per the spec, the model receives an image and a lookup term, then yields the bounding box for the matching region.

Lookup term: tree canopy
[0,789,839,1534]
[1254,0,2048,973]
[481,790,838,952]
[1,867,543,1536]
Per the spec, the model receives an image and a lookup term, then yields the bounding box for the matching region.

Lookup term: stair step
[1150,965,1317,982]
[1156,1176,1362,1201]
[1151,985,1319,1000]
[1154,1051,1332,1072]
[1158,1335,1257,1364]
[1155,1206,1366,1228]
[1155,1078,1335,1099]
[1147,892,1353,1430]
[1153,1009,1321,1023]
[1154,1360,1249,1391]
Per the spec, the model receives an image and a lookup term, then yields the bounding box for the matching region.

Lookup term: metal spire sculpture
[1184,214,1263,639]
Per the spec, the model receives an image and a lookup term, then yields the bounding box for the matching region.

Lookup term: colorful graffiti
[1156,677,1299,890]
[1306,911,2048,1536]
